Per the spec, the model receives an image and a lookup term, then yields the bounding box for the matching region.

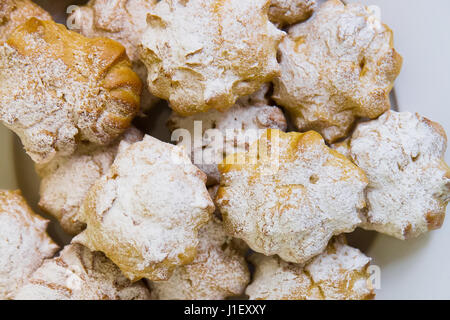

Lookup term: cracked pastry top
[73,135,215,281]
[139,0,284,115]
[167,84,287,186]
[0,18,142,164]
[216,129,367,264]
[149,217,250,300]
[69,0,159,112]
[14,244,151,300]
[0,190,58,299]
[334,111,450,240]
[246,236,374,300]
[0,0,51,43]
[37,127,143,235]
[273,0,402,143]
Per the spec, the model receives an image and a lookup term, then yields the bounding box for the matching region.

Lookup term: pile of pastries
[0,0,449,300]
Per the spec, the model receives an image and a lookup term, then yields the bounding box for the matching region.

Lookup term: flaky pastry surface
[246,236,374,300]
[14,244,151,300]
[0,18,142,163]
[140,0,284,115]
[73,135,215,281]
[168,85,287,186]
[273,0,402,143]
[269,0,316,26]
[149,217,250,300]
[0,190,58,299]
[343,111,450,239]
[70,0,159,112]
[0,0,51,43]
[216,129,367,264]
[37,127,143,235]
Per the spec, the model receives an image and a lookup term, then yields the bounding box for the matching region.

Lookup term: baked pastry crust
[269,0,316,26]
[37,127,143,235]
[246,236,374,300]
[340,111,450,239]
[73,135,215,281]
[140,0,284,115]
[0,18,142,163]
[0,190,58,299]
[167,85,287,186]
[14,244,151,300]
[69,0,159,112]
[216,129,367,264]
[0,0,51,43]
[71,0,156,62]
[149,217,250,300]
[273,0,402,143]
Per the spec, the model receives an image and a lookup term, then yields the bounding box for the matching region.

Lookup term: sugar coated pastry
[0,0,51,43]
[246,236,374,300]
[343,111,450,239]
[70,0,156,62]
[273,0,402,143]
[0,18,142,164]
[37,127,144,235]
[208,185,250,254]
[140,0,284,115]
[167,85,287,185]
[73,135,215,281]
[0,190,58,299]
[330,138,352,160]
[14,244,151,300]
[269,0,316,26]
[216,129,367,264]
[69,0,159,112]
[149,217,250,300]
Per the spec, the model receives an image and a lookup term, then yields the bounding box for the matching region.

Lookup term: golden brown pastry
[149,217,250,300]
[37,127,143,235]
[0,18,142,164]
[246,236,374,300]
[139,0,284,115]
[269,0,316,26]
[167,84,287,186]
[216,129,367,264]
[0,0,51,43]
[0,190,58,299]
[14,244,151,300]
[334,111,450,239]
[273,0,402,143]
[69,0,159,112]
[73,135,215,281]
[70,0,156,62]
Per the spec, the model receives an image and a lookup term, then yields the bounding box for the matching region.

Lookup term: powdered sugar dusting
[0,190,58,299]
[0,19,141,163]
[269,0,316,26]
[14,244,151,300]
[349,111,450,239]
[216,129,367,264]
[246,236,374,300]
[37,127,144,235]
[140,0,284,115]
[305,236,373,300]
[168,84,287,185]
[273,0,402,143]
[149,217,250,300]
[0,0,51,43]
[70,0,159,112]
[73,135,215,281]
